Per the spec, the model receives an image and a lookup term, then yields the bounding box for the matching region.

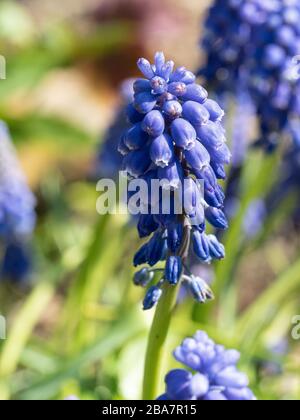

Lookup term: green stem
[142,219,191,400]
[142,282,179,400]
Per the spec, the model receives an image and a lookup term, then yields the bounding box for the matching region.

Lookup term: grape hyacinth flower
[200,0,300,150]
[158,331,255,401]
[242,199,267,239]
[120,53,231,310]
[0,122,36,239]
[94,79,135,180]
[0,122,36,282]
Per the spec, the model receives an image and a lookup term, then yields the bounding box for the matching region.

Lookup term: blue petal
[203,99,225,122]
[163,100,183,118]
[142,110,165,137]
[182,84,208,104]
[137,58,155,79]
[143,285,162,310]
[165,256,182,285]
[133,78,152,94]
[167,223,183,253]
[158,160,183,190]
[124,123,149,150]
[134,92,157,114]
[184,141,210,170]
[150,134,174,168]
[133,268,154,287]
[182,101,210,127]
[171,118,197,150]
[205,207,228,229]
[192,231,210,261]
[165,369,194,400]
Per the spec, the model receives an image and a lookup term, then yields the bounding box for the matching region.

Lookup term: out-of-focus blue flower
[0,122,36,239]
[64,395,80,401]
[231,92,256,167]
[256,338,288,377]
[0,122,36,283]
[1,241,32,283]
[200,0,300,150]
[121,53,231,309]
[226,143,300,241]
[94,79,135,180]
[225,171,267,240]
[274,146,300,199]
[266,144,300,227]
[158,330,255,401]
[243,199,267,239]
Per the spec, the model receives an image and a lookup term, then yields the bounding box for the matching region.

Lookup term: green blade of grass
[193,150,280,327]
[0,282,54,377]
[15,309,145,400]
[0,282,54,399]
[60,213,112,349]
[216,150,280,294]
[236,257,300,350]
[215,150,280,328]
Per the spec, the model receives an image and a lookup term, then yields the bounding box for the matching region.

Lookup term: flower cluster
[94,79,134,180]
[200,0,300,150]
[0,122,36,239]
[158,331,255,401]
[119,53,231,309]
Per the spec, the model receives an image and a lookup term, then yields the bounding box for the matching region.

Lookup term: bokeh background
[0,0,299,400]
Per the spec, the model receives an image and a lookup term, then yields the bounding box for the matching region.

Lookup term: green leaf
[20,347,60,375]
[0,48,64,101]
[236,257,300,350]
[61,213,112,346]
[0,282,55,400]
[0,282,54,378]
[215,150,280,295]
[0,112,93,146]
[15,310,145,400]
[254,192,298,249]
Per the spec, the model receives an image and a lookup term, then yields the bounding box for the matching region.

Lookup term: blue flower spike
[0,122,36,283]
[121,53,231,310]
[158,331,256,401]
[200,0,300,150]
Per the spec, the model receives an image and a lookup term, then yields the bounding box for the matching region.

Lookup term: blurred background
[0,0,299,401]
